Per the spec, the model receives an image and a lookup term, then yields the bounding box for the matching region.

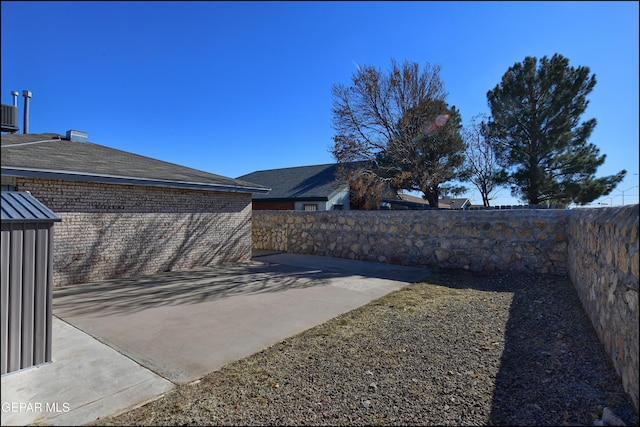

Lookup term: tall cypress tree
[486,54,625,206]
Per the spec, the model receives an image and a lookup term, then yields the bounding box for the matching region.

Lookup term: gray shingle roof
[1,133,269,194]
[237,163,346,200]
[1,191,61,223]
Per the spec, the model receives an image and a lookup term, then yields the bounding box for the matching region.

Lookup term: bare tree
[462,114,503,207]
[331,59,465,208]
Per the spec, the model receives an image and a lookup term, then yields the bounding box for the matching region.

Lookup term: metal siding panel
[8,225,23,373]
[45,226,53,363]
[1,197,21,220]
[33,224,48,365]
[20,226,36,369]
[20,192,55,221]
[1,219,55,374]
[1,226,10,374]
[1,191,61,223]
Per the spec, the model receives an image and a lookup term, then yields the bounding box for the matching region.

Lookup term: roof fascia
[253,196,329,202]
[1,167,270,194]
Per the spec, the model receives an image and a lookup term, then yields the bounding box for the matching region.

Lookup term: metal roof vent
[66,129,88,142]
[1,91,20,133]
[22,90,32,134]
[0,103,19,133]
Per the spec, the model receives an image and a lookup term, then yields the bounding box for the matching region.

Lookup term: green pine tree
[486,54,625,206]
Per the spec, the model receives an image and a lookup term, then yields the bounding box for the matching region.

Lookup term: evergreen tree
[486,54,625,206]
[384,98,466,207]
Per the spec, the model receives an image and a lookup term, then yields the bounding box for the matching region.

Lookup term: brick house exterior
[1,132,269,287]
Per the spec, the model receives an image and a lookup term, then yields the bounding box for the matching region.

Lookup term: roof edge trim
[1,167,271,194]
[253,197,329,202]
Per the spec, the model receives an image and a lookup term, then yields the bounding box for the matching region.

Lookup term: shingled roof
[237,163,346,201]
[1,133,269,194]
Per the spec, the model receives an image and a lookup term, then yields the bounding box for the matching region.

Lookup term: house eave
[253,196,329,203]
[1,167,271,194]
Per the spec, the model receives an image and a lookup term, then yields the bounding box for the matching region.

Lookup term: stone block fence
[253,209,571,274]
[568,206,639,412]
[253,206,639,412]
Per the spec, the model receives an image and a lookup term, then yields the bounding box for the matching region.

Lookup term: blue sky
[2,1,638,206]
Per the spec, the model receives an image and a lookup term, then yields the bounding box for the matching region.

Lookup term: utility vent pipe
[22,90,32,134]
[11,91,18,106]
[66,130,88,142]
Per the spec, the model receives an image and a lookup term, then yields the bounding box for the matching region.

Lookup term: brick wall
[16,178,252,287]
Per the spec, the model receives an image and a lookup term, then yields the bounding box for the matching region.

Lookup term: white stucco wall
[293,185,350,211]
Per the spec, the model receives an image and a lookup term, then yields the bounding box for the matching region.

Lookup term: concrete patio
[1,252,431,426]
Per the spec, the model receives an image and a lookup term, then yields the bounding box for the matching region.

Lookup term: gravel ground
[95,269,637,426]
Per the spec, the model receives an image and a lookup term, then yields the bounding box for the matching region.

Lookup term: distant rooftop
[237,163,345,200]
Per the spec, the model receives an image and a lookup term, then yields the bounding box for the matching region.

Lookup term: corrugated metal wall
[1,222,54,375]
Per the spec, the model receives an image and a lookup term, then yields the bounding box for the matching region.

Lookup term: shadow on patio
[53,261,342,317]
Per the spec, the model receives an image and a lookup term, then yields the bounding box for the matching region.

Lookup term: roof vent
[66,129,88,142]
[22,90,32,134]
[1,103,19,133]
[1,91,20,133]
